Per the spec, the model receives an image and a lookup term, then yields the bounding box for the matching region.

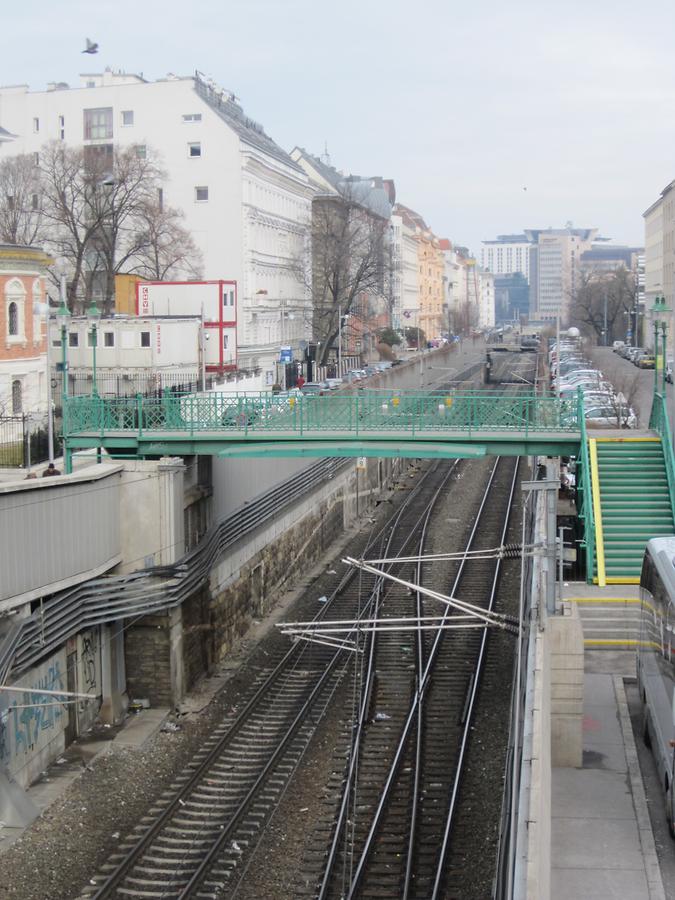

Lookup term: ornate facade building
[0,244,51,417]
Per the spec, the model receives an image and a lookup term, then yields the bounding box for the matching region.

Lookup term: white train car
[637,536,675,836]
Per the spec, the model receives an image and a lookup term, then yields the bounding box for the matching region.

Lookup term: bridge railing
[63,390,581,438]
[649,392,675,525]
[576,388,595,582]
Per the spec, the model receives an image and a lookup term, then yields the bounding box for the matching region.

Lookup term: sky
[3,0,675,254]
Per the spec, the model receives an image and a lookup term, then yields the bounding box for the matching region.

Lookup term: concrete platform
[551,587,666,899]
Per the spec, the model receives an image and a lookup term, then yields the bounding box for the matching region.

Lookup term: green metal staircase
[591,438,675,583]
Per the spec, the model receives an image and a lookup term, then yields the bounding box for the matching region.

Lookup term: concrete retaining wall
[0,623,107,789]
[125,455,399,706]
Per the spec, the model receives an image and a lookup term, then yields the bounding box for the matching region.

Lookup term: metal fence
[53,371,219,406]
[0,416,58,469]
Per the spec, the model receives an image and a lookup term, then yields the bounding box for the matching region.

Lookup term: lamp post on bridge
[86,301,101,397]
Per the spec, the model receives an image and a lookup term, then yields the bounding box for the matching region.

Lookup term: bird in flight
[82,38,99,54]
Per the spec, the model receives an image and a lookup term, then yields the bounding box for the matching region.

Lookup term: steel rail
[171,461,457,900]
[429,457,520,899]
[315,461,459,900]
[342,456,509,899]
[86,460,447,899]
[86,471,402,899]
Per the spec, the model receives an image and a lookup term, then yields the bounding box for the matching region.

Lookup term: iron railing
[63,390,581,439]
[0,415,57,468]
[0,457,350,681]
[576,388,595,582]
[649,391,675,525]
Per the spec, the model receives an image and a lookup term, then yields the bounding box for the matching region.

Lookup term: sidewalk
[551,631,666,898]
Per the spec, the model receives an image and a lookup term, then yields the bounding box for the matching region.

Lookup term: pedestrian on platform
[42,462,61,477]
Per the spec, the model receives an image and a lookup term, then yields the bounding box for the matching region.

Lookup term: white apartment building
[481,235,531,281]
[391,213,420,331]
[0,69,313,375]
[643,185,670,309]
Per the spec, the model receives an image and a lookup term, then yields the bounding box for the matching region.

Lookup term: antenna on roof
[320,141,331,167]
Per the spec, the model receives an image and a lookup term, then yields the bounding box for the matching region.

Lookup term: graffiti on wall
[0,649,67,774]
[77,629,101,733]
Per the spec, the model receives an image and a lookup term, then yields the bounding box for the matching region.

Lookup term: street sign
[279,346,293,363]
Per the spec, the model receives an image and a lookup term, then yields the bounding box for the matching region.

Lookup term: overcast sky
[3,0,675,254]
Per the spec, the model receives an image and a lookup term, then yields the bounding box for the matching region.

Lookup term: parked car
[626,347,643,363]
[633,350,646,366]
[585,404,637,429]
[324,377,343,390]
[300,382,325,395]
[612,341,625,353]
[638,354,655,369]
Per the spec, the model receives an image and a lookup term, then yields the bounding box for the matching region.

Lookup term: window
[158,187,164,212]
[188,142,202,158]
[223,334,229,349]
[121,110,134,126]
[182,113,202,123]
[87,332,95,348]
[86,80,96,88]
[33,152,39,166]
[140,331,151,348]
[223,289,235,307]
[69,332,79,347]
[32,117,39,133]
[195,186,209,202]
[135,145,147,159]
[104,331,114,347]
[31,194,39,210]
[11,380,22,414]
[8,302,18,336]
[84,107,113,140]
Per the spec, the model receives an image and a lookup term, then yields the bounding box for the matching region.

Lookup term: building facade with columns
[0,244,51,417]
[0,69,312,377]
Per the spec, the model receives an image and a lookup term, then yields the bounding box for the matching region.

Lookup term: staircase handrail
[649,391,675,525]
[577,387,595,581]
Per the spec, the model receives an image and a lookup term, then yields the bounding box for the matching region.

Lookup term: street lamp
[86,300,101,396]
[32,299,55,465]
[650,296,671,396]
[338,308,351,376]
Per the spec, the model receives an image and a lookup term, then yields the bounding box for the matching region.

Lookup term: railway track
[78,458,467,900]
[298,455,520,899]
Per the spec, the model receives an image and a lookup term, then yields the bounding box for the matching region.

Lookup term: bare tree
[298,185,391,366]
[570,268,636,345]
[0,154,43,245]
[39,142,105,312]
[83,145,166,312]
[128,202,203,281]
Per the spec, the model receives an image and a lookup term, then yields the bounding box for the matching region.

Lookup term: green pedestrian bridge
[61,388,675,587]
[62,389,583,462]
